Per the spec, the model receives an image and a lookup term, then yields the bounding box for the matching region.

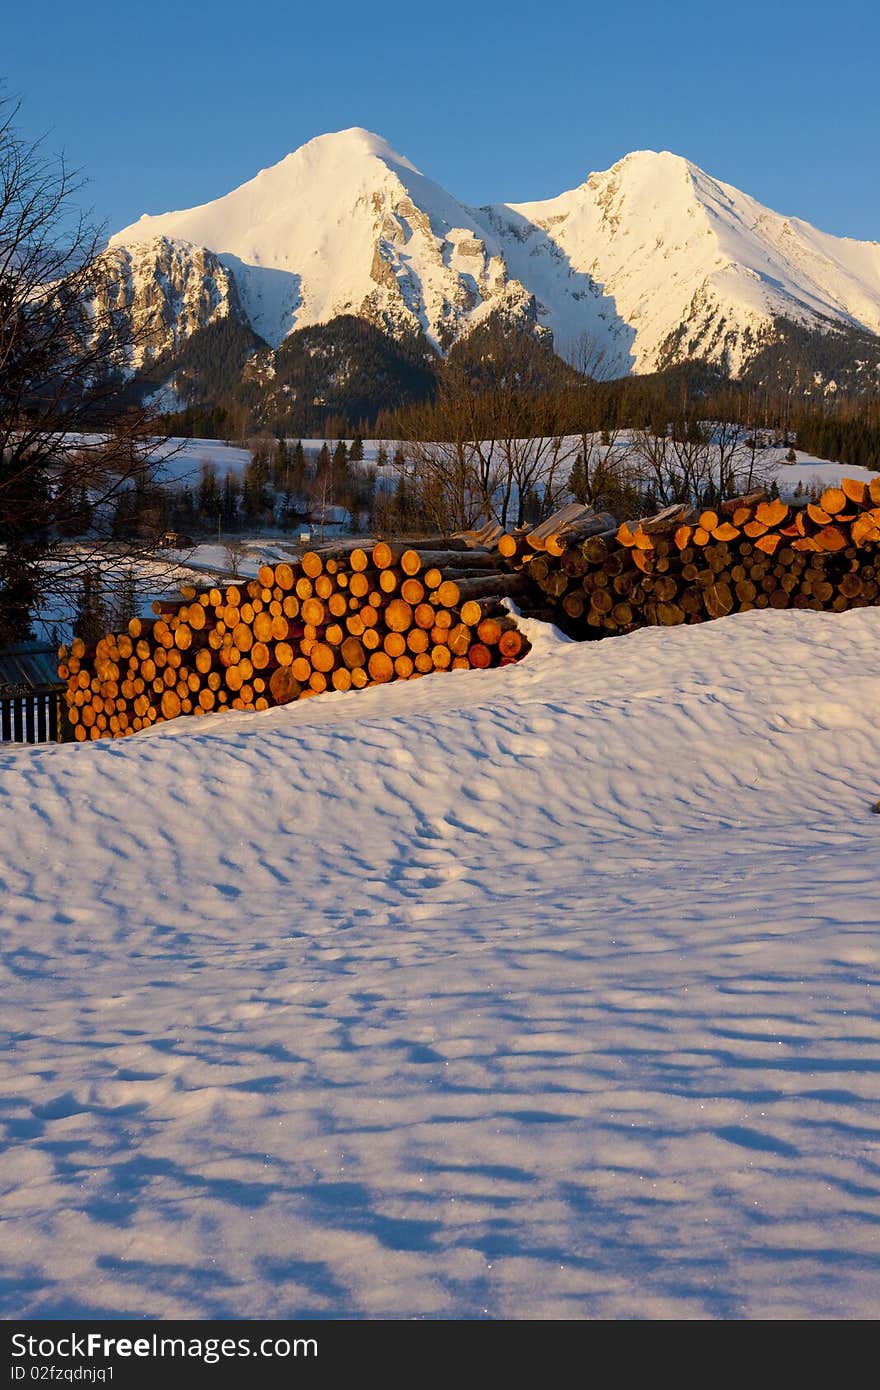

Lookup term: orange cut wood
[807,503,832,526]
[698,510,719,532]
[732,507,754,527]
[331,667,352,692]
[379,569,399,593]
[446,623,472,656]
[423,566,443,590]
[251,642,270,670]
[756,499,789,527]
[407,627,429,653]
[841,477,867,506]
[269,667,301,704]
[368,650,394,683]
[315,574,333,599]
[258,564,275,588]
[815,525,847,551]
[498,534,518,558]
[819,488,846,516]
[349,547,369,571]
[435,579,461,608]
[301,551,323,578]
[160,690,181,720]
[394,654,415,679]
[467,643,492,668]
[869,477,880,505]
[400,549,422,575]
[711,522,740,542]
[617,522,636,547]
[754,532,781,554]
[385,598,414,632]
[744,520,768,538]
[372,541,394,570]
[300,598,325,626]
[631,528,654,550]
[477,617,502,645]
[852,514,880,543]
[692,527,710,546]
[674,525,693,550]
[432,644,451,669]
[291,657,311,682]
[310,642,335,673]
[498,629,524,658]
[383,631,406,658]
[400,577,424,604]
[340,636,366,669]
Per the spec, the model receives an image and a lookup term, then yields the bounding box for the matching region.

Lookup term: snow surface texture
[2,609,879,1319]
[109,132,880,374]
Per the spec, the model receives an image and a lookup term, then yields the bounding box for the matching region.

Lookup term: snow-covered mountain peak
[108,132,880,381]
[110,128,537,350]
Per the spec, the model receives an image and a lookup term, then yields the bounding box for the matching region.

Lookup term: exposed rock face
[94,237,244,367]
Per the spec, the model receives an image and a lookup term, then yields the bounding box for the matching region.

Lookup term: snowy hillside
[109,132,880,378]
[2,609,879,1318]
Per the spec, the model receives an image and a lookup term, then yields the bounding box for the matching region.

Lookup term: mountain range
[100,128,880,413]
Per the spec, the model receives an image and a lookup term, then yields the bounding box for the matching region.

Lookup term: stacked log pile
[57,541,531,741]
[494,477,880,638]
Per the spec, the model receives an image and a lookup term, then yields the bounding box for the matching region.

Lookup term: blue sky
[5,0,879,241]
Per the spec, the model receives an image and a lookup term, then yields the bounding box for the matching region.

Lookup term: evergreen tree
[242,453,272,525]
[350,433,365,462]
[73,568,109,646]
[568,453,588,503]
[197,465,221,529]
[221,473,240,531]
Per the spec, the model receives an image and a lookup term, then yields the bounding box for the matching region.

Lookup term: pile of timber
[57,541,531,741]
[494,476,880,636]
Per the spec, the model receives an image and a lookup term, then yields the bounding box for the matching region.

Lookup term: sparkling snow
[1,610,879,1319]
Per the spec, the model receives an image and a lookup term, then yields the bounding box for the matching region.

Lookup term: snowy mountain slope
[108,134,880,380]
[2,609,879,1319]
[489,150,880,373]
[110,129,540,352]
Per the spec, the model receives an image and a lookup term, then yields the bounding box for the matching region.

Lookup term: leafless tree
[0,96,180,645]
[401,329,579,531]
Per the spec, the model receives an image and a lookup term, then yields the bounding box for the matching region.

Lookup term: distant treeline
[793,415,880,472]
[147,312,880,470]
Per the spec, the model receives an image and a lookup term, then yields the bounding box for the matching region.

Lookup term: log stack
[493,477,880,638]
[56,542,532,741]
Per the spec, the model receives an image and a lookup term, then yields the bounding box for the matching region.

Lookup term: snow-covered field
[156,432,874,496]
[2,609,879,1319]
